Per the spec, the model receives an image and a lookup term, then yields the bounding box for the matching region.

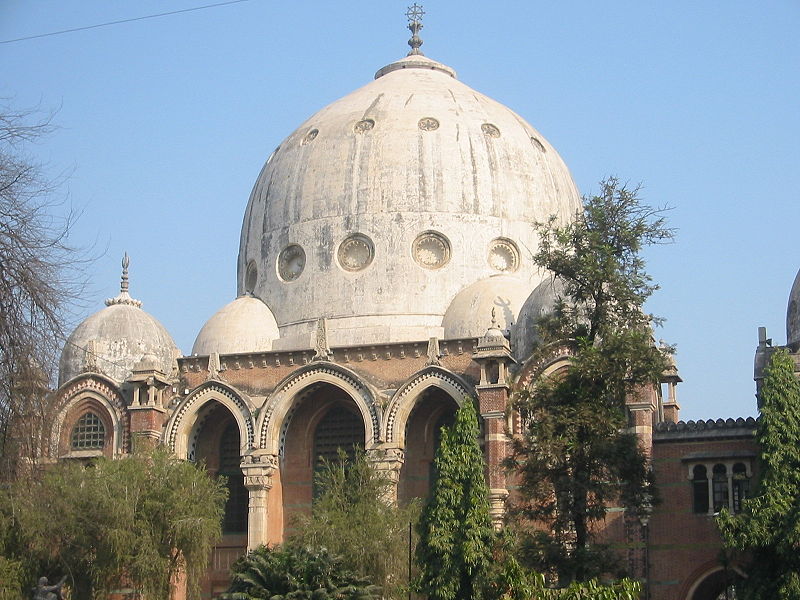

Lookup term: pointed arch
[257,362,378,454]
[51,373,127,457]
[164,381,255,459]
[384,366,472,445]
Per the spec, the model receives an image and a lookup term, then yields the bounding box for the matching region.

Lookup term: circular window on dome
[482,123,501,138]
[302,129,319,145]
[413,231,451,269]
[354,119,375,134]
[531,136,546,152]
[337,234,374,272]
[245,260,258,293]
[277,245,306,282]
[488,238,520,273]
[418,117,440,131]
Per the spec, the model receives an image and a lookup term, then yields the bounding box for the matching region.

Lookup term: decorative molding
[258,364,378,450]
[52,374,128,455]
[385,368,471,444]
[165,382,255,454]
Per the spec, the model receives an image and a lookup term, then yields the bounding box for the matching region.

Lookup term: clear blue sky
[2,1,798,422]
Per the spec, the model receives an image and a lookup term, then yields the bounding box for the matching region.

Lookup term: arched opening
[398,387,459,503]
[689,567,741,600]
[192,401,248,535]
[281,383,366,531]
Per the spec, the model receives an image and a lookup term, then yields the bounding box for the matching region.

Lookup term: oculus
[481,123,501,138]
[531,136,546,152]
[418,117,440,131]
[488,238,520,272]
[354,119,375,133]
[338,234,374,272]
[277,244,306,282]
[302,128,319,145]
[413,231,450,269]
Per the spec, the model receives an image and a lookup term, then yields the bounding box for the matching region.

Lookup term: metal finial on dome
[106,252,142,308]
[120,252,130,293]
[406,3,425,56]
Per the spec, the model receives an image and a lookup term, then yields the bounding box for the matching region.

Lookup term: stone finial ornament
[312,318,332,361]
[426,336,441,366]
[105,252,143,308]
[406,3,425,56]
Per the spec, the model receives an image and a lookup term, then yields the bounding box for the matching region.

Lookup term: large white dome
[238,54,581,349]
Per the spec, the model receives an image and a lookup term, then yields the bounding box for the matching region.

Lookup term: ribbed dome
[787,268,800,350]
[58,257,178,385]
[192,296,280,356]
[239,54,581,349]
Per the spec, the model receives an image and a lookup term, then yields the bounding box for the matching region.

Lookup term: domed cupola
[787,268,800,350]
[192,295,280,356]
[58,255,179,385]
[238,21,581,349]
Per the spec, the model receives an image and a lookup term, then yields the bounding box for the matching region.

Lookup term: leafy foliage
[415,400,495,600]
[1,447,225,599]
[718,348,800,599]
[221,544,380,600]
[290,449,418,600]
[508,178,670,583]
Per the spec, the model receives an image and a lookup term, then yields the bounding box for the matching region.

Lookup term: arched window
[732,462,750,513]
[71,412,105,449]
[712,464,728,513]
[219,422,247,534]
[692,464,709,514]
[312,405,364,497]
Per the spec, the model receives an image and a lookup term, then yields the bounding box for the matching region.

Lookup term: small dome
[512,277,563,360]
[441,275,531,339]
[59,256,178,385]
[192,296,280,356]
[787,268,800,349]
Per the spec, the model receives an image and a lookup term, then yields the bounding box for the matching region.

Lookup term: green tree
[3,447,226,599]
[291,449,418,600]
[507,178,671,583]
[414,399,494,600]
[221,544,380,600]
[718,348,800,598]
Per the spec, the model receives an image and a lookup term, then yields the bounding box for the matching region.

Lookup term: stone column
[241,454,278,551]
[367,446,404,504]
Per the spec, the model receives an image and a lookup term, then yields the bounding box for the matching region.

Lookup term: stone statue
[32,576,66,600]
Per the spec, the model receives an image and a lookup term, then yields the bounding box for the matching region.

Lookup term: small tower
[472,309,517,528]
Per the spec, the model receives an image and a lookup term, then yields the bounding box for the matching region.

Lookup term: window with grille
[71,412,106,449]
[312,405,364,498]
[219,422,247,534]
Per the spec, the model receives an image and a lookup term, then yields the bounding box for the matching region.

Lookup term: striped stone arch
[165,381,255,459]
[257,362,379,454]
[51,373,128,456]
[384,366,473,445]
[681,561,744,600]
[516,344,573,389]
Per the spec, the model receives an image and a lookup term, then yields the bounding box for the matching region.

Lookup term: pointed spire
[120,252,130,293]
[106,252,142,307]
[406,3,425,56]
